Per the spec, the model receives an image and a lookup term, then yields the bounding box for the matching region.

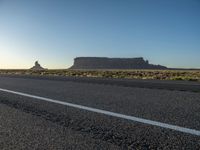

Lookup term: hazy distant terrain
[0,69,199,82]
[70,57,167,69]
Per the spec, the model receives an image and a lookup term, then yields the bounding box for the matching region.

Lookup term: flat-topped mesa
[70,57,167,69]
[30,61,47,70]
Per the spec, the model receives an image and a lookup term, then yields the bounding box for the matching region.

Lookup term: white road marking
[0,88,200,136]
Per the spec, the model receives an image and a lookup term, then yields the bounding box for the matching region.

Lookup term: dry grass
[0,69,200,82]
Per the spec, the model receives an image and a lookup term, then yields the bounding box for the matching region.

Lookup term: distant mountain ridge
[70,57,167,69]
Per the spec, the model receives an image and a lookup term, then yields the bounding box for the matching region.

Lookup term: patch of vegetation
[0,69,200,82]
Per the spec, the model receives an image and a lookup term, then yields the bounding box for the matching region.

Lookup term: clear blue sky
[0,0,200,69]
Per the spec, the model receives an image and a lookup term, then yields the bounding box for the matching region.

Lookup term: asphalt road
[0,75,200,149]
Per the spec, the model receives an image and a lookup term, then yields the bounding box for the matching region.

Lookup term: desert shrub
[0,69,200,82]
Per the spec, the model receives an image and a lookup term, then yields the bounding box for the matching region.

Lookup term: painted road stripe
[0,88,200,136]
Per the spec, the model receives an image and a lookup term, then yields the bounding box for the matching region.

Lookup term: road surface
[0,75,200,149]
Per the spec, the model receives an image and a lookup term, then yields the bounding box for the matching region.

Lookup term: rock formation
[70,57,167,69]
[30,61,46,70]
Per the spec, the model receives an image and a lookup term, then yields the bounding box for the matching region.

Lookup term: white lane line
[0,88,200,136]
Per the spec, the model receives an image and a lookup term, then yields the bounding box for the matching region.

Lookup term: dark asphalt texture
[1,74,200,92]
[0,75,200,149]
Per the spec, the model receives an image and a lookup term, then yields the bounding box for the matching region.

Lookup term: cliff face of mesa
[70,57,167,69]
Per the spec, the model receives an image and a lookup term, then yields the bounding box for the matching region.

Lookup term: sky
[0,0,200,69]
